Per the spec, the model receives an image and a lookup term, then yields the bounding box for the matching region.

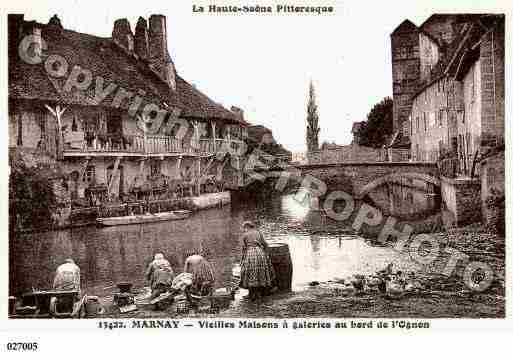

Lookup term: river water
[10,193,422,297]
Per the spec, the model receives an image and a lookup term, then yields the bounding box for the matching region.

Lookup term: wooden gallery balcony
[62,133,245,158]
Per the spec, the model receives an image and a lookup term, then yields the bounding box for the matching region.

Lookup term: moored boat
[97,210,191,226]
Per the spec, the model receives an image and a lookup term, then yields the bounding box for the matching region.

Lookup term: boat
[96,210,191,226]
[190,191,231,210]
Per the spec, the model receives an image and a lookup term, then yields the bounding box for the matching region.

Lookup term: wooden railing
[145,136,183,153]
[200,139,215,154]
[438,157,459,178]
[64,134,245,156]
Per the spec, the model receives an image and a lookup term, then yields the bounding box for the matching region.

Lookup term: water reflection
[10,192,422,297]
[281,190,310,221]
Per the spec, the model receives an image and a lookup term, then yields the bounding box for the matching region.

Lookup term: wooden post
[175,155,183,178]
[212,122,217,152]
[201,157,215,178]
[196,158,201,195]
[193,121,200,152]
[138,158,145,179]
[79,157,91,183]
[108,156,122,198]
[45,104,67,160]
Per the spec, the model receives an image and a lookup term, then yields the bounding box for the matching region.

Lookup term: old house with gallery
[390,14,505,226]
[8,13,248,223]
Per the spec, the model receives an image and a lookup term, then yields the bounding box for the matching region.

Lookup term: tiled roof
[9,16,241,123]
[176,75,238,123]
[411,14,504,99]
[9,23,179,111]
[391,19,417,35]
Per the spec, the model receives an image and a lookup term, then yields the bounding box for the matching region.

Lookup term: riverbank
[100,223,504,319]
[12,191,232,233]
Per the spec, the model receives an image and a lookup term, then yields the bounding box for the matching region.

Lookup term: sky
[3,0,509,153]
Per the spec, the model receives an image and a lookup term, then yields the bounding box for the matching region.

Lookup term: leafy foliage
[9,160,58,231]
[354,97,394,148]
[306,81,320,152]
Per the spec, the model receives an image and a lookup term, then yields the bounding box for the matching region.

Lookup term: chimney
[112,18,134,53]
[21,21,44,62]
[147,14,176,90]
[134,17,149,60]
[45,14,63,37]
[231,106,245,123]
[48,14,63,28]
[8,14,24,57]
[148,14,167,60]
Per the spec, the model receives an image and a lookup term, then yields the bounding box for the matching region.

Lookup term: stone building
[391,14,505,227]
[350,121,365,145]
[390,19,421,139]
[390,14,504,169]
[247,124,292,165]
[8,14,248,208]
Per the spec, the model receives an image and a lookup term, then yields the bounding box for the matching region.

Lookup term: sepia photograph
[1,1,510,351]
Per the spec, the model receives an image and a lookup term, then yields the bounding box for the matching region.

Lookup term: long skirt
[190,260,216,295]
[240,247,275,289]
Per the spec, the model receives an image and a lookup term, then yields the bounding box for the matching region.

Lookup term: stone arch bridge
[248,162,440,198]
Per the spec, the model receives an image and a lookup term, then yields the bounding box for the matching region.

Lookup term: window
[424,113,427,132]
[150,161,161,177]
[39,111,46,139]
[438,109,444,127]
[17,115,23,146]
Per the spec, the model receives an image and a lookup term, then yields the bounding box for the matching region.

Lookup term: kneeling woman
[145,253,174,300]
[239,221,275,301]
[184,253,215,296]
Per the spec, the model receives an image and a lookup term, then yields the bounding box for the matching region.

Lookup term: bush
[9,161,58,231]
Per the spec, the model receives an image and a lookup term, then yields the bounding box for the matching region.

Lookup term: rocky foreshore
[97,223,503,319]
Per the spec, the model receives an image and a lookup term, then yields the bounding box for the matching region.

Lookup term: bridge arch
[355,172,440,199]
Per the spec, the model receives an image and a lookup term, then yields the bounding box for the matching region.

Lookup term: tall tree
[354,97,394,148]
[306,81,320,152]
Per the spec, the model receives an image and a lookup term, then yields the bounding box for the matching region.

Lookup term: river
[10,192,423,297]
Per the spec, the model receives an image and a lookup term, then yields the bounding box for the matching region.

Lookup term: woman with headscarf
[53,258,81,295]
[183,253,215,296]
[239,221,275,301]
[145,253,175,299]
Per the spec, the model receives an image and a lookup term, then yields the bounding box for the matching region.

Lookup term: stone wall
[295,162,439,198]
[9,101,59,156]
[480,20,505,148]
[410,77,461,163]
[480,149,505,233]
[391,23,420,136]
[440,176,481,226]
[419,32,440,82]
[308,144,385,164]
[459,59,482,175]
[388,148,410,162]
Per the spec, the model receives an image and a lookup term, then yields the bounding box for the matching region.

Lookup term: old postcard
[1,0,511,356]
